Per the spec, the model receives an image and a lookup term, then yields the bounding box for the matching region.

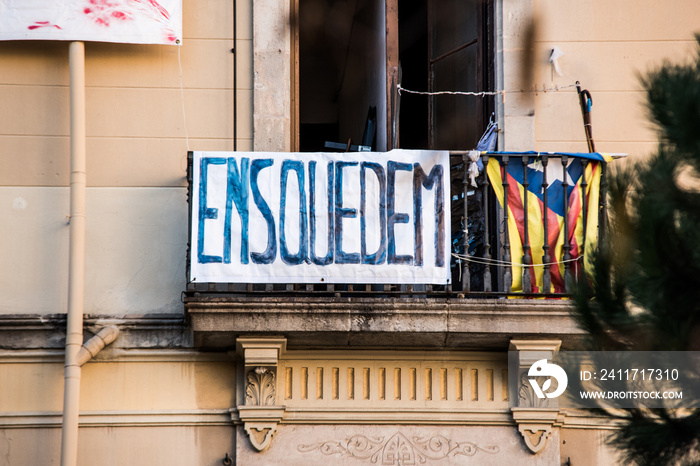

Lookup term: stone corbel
[237,404,285,451]
[511,408,563,454]
[509,340,564,454]
[234,337,287,452]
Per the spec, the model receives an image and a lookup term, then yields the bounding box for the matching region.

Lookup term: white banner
[0,0,182,45]
[190,150,451,284]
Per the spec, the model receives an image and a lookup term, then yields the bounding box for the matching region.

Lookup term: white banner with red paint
[0,0,182,45]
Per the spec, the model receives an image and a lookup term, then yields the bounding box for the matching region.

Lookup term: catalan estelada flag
[485,152,613,293]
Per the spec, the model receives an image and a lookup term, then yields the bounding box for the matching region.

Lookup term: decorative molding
[511,408,562,454]
[0,314,191,350]
[298,432,499,464]
[508,340,562,353]
[558,410,621,430]
[245,367,276,406]
[509,339,563,454]
[0,350,65,363]
[517,425,551,454]
[278,359,510,413]
[517,373,550,408]
[281,350,508,362]
[0,410,232,428]
[235,406,285,452]
[280,408,513,426]
[91,349,233,363]
[245,424,277,451]
[235,337,287,452]
[236,337,286,366]
[0,349,233,364]
[2,408,620,431]
[189,297,576,315]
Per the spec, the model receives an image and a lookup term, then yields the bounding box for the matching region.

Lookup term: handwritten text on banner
[190,150,451,284]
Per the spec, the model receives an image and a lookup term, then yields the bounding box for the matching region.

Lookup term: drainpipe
[60,40,87,466]
[60,41,120,466]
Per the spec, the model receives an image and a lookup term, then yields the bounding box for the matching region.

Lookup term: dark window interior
[299,0,385,152]
[398,0,429,149]
[299,0,493,152]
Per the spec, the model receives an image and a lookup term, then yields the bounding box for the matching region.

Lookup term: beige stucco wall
[0,0,255,315]
[0,352,237,465]
[0,353,236,413]
[561,426,621,466]
[530,0,700,158]
[0,187,186,315]
[0,0,240,188]
[0,426,236,466]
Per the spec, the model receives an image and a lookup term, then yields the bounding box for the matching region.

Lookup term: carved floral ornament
[245,366,276,406]
[298,432,499,464]
[518,372,551,409]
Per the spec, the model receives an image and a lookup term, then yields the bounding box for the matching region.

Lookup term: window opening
[298,0,387,152]
[298,0,493,152]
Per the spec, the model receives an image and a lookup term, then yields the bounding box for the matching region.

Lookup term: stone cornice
[0,348,231,363]
[0,313,191,350]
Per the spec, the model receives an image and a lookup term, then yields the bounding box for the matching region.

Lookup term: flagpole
[61,40,86,466]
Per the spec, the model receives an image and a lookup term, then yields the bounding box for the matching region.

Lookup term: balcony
[185,151,613,349]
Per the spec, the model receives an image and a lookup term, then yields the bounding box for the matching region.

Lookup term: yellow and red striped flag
[486,152,613,293]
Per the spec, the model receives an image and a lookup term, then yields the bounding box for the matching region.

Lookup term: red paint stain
[29,1,176,40]
[83,0,132,27]
[81,0,171,28]
[148,0,171,19]
[28,21,62,30]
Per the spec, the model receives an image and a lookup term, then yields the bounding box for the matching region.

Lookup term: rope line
[397,83,579,98]
[452,252,581,268]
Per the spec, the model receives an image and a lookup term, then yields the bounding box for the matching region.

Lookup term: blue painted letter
[224,157,249,264]
[387,161,413,264]
[334,161,360,264]
[250,159,277,264]
[198,157,225,264]
[413,163,445,267]
[280,160,308,265]
[309,161,334,265]
[360,162,386,264]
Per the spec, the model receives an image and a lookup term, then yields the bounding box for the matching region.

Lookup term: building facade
[1,0,698,465]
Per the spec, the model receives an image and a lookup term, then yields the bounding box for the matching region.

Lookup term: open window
[297,0,389,152]
[296,0,494,152]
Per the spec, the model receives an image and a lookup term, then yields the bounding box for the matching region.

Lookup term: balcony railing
[185,151,613,299]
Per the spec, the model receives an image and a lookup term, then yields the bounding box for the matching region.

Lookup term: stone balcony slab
[186,297,585,350]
